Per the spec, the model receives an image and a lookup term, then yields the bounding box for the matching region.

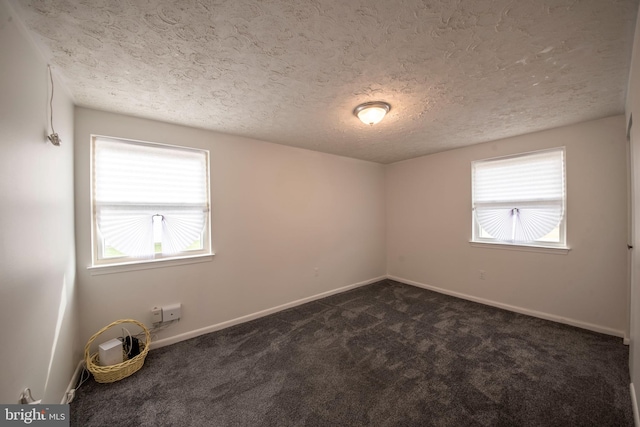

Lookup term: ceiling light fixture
[353,101,391,125]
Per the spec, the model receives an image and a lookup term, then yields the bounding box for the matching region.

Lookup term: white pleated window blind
[472,148,566,246]
[92,136,210,264]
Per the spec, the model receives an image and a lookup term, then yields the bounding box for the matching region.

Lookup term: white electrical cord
[66,364,90,404]
[134,319,179,342]
[46,65,61,146]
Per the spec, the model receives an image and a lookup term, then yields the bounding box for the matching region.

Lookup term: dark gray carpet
[71,279,633,426]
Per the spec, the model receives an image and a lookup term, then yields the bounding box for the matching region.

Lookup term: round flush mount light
[353,101,391,125]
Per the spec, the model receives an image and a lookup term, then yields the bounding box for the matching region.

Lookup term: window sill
[469,241,570,255]
[88,253,214,275]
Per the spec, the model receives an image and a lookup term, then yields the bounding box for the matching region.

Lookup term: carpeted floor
[71,279,633,426]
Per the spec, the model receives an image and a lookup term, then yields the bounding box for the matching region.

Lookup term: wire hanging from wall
[47,64,61,146]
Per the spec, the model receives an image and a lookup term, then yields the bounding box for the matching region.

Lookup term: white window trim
[471,147,569,251]
[89,134,213,269]
[88,253,214,275]
[469,241,570,255]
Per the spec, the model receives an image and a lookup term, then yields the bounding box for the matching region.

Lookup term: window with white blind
[472,147,567,248]
[91,136,211,266]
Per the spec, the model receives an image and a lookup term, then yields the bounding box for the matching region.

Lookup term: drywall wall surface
[74,107,386,346]
[626,2,640,407]
[0,0,78,404]
[386,115,629,337]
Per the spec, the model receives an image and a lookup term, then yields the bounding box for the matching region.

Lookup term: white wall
[386,115,629,338]
[0,0,78,403]
[74,107,386,346]
[626,3,640,420]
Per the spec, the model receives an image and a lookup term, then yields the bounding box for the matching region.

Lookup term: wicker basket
[84,319,151,384]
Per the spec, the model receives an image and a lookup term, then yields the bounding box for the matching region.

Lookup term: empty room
[3,0,640,425]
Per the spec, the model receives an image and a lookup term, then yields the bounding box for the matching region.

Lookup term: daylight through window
[472,147,566,248]
[91,136,211,266]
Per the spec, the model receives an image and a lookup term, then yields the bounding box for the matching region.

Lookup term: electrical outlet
[151,306,162,323]
[314,267,319,276]
[479,270,486,280]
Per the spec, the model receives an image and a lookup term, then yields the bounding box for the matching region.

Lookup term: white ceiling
[11,0,640,164]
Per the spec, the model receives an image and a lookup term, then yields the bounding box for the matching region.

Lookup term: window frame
[471,147,568,251]
[89,134,213,269]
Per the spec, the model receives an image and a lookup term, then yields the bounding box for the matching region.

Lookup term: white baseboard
[632,383,640,427]
[387,275,626,339]
[150,275,387,350]
[61,359,85,404]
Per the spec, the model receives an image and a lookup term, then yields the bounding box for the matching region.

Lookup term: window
[91,135,211,267]
[472,147,566,248]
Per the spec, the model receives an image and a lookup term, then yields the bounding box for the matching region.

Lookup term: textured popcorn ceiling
[11,0,640,163]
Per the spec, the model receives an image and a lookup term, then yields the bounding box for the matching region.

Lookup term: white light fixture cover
[354,102,391,125]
